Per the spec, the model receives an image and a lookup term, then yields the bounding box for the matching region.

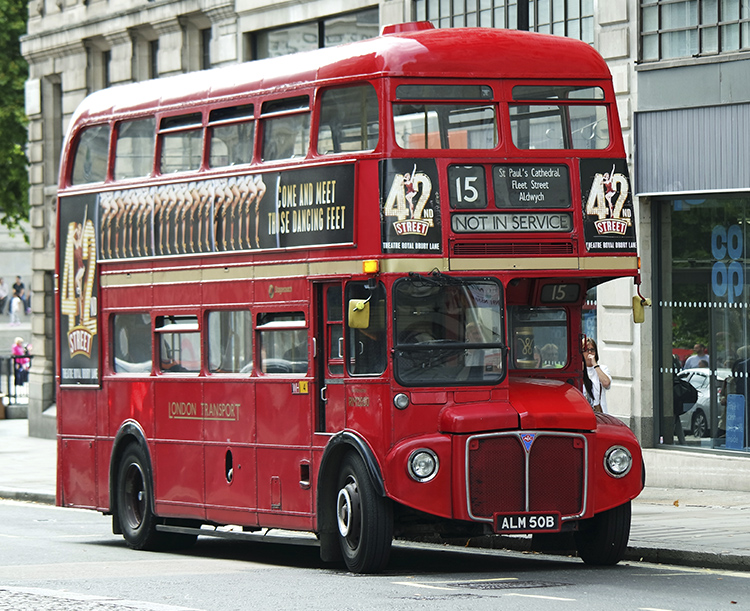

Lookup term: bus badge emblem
[521,433,536,453]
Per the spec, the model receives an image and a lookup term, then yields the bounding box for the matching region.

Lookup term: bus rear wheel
[335,452,393,573]
[574,500,631,565]
[116,443,196,551]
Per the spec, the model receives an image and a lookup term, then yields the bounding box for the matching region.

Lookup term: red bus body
[55,23,643,572]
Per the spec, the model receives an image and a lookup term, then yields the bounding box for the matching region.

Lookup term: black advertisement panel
[493,164,571,208]
[97,164,355,259]
[380,159,442,254]
[580,159,637,253]
[59,193,100,385]
[261,165,354,250]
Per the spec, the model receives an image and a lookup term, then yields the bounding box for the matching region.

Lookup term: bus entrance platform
[1,417,749,572]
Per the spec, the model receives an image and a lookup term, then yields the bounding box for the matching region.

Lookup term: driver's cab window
[509,307,568,369]
[346,282,386,376]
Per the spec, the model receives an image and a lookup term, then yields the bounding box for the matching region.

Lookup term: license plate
[494,512,561,533]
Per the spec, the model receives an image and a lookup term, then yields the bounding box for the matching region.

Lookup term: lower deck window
[157,315,200,373]
[208,310,253,373]
[113,313,152,373]
[257,312,308,374]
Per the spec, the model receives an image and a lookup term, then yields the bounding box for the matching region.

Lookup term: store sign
[711,224,744,304]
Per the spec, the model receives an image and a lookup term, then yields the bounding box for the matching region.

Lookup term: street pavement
[1,417,749,571]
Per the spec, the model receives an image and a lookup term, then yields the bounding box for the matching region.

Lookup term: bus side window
[346,282,386,376]
[156,315,200,373]
[71,124,109,185]
[261,114,310,161]
[113,313,152,373]
[317,84,379,154]
[114,117,156,180]
[261,96,311,162]
[208,104,255,168]
[257,312,308,374]
[159,113,203,174]
[208,310,253,373]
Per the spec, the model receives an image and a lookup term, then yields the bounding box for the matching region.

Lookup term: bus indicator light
[363,260,379,274]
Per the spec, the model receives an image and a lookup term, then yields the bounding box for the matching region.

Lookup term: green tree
[0,0,28,235]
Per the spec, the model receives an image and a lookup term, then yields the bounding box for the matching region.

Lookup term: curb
[625,546,750,571]
[0,490,55,505]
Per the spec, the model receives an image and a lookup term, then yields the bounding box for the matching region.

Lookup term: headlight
[408,449,439,482]
[604,446,632,478]
[393,393,410,410]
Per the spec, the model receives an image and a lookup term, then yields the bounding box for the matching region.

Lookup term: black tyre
[692,409,708,438]
[116,443,196,551]
[335,452,393,573]
[574,501,631,565]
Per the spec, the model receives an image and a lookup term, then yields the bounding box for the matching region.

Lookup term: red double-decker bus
[56,22,643,573]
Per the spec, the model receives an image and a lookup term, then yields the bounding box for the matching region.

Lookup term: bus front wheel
[335,452,393,573]
[574,500,631,565]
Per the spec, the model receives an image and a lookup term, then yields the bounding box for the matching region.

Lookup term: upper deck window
[318,84,379,154]
[114,117,156,180]
[510,85,609,150]
[209,105,255,167]
[393,85,497,150]
[71,124,109,185]
[261,96,311,161]
[159,113,203,174]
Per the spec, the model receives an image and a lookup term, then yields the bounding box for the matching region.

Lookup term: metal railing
[2,354,33,405]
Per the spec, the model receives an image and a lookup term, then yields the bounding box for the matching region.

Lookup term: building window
[414,0,594,44]
[249,7,379,60]
[641,0,750,62]
[654,196,750,452]
[150,39,159,79]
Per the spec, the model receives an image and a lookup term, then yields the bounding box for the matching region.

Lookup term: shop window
[655,197,750,451]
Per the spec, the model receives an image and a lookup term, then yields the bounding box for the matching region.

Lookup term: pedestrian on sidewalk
[582,337,612,414]
[11,336,30,393]
[9,292,22,325]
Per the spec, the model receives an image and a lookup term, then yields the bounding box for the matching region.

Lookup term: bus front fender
[316,431,385,562]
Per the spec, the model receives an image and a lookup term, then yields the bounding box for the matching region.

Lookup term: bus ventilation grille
[467,433,585,520]
[452,242,575,256]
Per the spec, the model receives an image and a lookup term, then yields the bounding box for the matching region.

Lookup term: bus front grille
[466,432,587,521]
[452,242,575,256]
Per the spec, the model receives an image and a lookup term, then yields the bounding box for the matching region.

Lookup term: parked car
[677,368,732,438]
